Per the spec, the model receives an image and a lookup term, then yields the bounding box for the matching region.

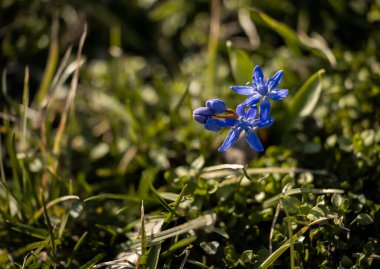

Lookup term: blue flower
[230,65,288,106]
[218,102,274,152]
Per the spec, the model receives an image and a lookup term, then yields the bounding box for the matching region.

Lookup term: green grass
[1,1,380,268]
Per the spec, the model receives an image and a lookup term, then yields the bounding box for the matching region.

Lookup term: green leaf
[249,7,301,55]
[240,250,257,264]
[249,8,336,66]
[226,41,253,85]
[285,69,325,130]
[331,193,344,208]
[352,213,374,226]
[200,241,219,255]
[281,196,301,214]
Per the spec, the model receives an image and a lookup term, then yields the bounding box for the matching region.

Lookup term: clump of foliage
[0,0,380,268]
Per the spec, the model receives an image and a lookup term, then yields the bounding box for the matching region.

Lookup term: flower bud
[193,107,214,123]
[204,119,222,132]
[206,99,226,114]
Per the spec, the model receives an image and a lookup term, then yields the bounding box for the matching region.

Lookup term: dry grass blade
[53,23,87,155]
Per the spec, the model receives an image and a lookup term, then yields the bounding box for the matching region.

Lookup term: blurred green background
[1,0,380,268]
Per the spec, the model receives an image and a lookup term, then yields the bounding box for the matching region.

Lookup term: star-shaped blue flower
[217,100,274,152]
[230,65,288,106]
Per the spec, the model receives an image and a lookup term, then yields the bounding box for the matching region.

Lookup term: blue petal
[240,92,261,106]
[244,129,264,152]
[246,105,257,119]
[218,119,239,127]
[218,127,243,152]
[267,70,283,90]
[259,99,271,121]
[204,119,222,132]
[268,89,288,101]
[230,86,255,95]
[206,99,226,114]
[236,104,245,118]
[253,65,265,88]
[257,117,274,128]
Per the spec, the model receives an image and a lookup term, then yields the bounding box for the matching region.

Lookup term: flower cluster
[193,65,288,152]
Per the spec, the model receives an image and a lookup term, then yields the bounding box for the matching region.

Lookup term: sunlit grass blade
[201,164,335,181]
[13,239,49,258]
[21,66,29,150]
[84,193,142,203]
[161,235,197,257]
[121,213,216,249]
[141,201,147,255]
[29,195,80,223]
[163,184,187,228]
[53,23,87,156]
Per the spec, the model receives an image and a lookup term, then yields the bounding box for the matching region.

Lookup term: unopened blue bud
[204,119,222,132]
[193,107,214,123]
[206,99,226,114]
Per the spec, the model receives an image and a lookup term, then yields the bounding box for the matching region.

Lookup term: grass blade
[35,15,59,106]
[79,253,107,269]
[161,235,197,257]
[41,191,57,268]
[30,195,80,223]
[66,231,88,267]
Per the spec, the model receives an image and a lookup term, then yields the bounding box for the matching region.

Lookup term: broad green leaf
[249,7,301,55]
[285,69,325,130]
[281,196,300,214]
[331,193,344,208]
[226,41,253,85]
[240,250,257,264]
[352,213,374,226]
[249,8,336,66]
